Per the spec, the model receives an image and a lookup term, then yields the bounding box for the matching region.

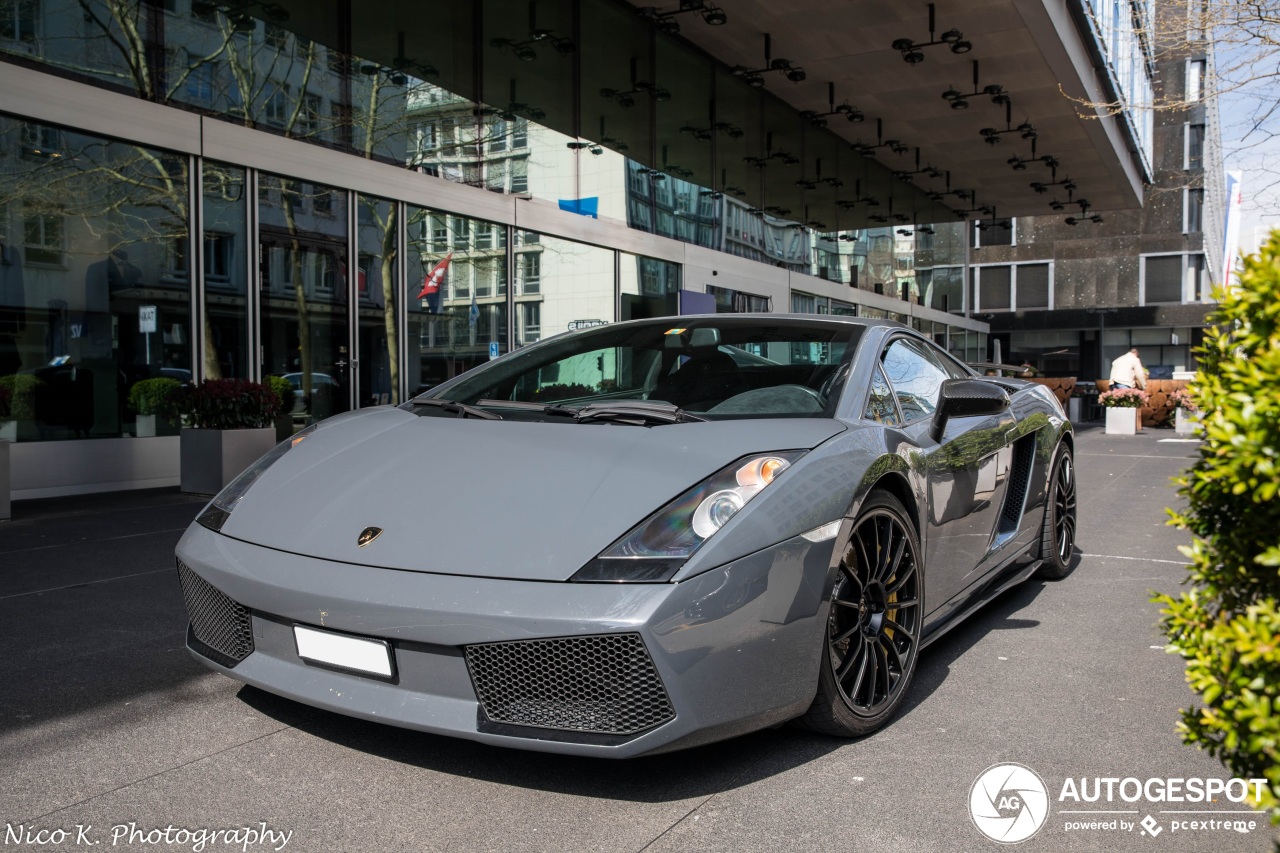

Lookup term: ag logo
[969,763,1050,844]
[357,526,383,547]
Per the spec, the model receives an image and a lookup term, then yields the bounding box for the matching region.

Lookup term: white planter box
[1105,407,1139,435]
[1175,407,1200,435]
[1067,397,1083,422]
[180,427,276,495]
[135,413,157,437]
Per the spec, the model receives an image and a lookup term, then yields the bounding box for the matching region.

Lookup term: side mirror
[929,378,1010,443]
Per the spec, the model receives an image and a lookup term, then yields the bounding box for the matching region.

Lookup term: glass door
[258,174,351,423]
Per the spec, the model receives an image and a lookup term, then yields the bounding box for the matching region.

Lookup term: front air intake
[177,560,254,668]
[464,633,675,736]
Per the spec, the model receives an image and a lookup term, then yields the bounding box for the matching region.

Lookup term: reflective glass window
[0,115,192,441]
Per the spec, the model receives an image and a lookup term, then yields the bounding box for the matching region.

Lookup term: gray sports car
[175,315,1076,757]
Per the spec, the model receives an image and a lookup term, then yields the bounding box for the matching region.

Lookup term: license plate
[293,625,394,679]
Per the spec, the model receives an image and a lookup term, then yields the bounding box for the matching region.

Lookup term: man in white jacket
[1109,347,1147,390]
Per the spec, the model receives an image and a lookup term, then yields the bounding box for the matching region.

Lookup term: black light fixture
[490,3,575,62]
[476,80,547,123]
[385,32,439,80]
[892,3,971,64]
[801,83,865,128]
[892,148,945,184]
[679,121,743,141]
[596,116,629,153]
[732,34,807,88]
[1065,199,1103,225]
[601,58,670,107]
[566,140,604,156]
[978,101,1037,147]
[851,119,910,158]
[1009,139,1062,173]
[638,0,727,34]
[744,133,800,168]
[942,62,1009,112]
[836,180,880,210]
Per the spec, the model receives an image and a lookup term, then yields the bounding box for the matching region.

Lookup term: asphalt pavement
[1,425,1273,853]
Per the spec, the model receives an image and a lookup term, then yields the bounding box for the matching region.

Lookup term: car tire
[800,490,923,738]
[1035,443,1077,580]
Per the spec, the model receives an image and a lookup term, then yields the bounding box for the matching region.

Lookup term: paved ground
[1,426,1273,853]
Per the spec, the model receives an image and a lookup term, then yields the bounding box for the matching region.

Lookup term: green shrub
[1158,231,1280,828]
[128,377,183,419]
[176,378,283,429]
[0,374,43,421]
[266,375,294,414]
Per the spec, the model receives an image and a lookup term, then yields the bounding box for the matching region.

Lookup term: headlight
[571,451,804,583]
[196,424,317,532]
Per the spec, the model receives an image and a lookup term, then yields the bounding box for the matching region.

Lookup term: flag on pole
[469,289,480,328]
[416,251,453,313]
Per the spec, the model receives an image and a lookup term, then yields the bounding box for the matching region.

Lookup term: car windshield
[425,317,863,419]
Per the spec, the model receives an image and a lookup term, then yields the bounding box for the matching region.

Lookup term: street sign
[489,341,500,360]
[138,305,157,333]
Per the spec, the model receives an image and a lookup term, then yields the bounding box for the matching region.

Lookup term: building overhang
[278,0,1149,229]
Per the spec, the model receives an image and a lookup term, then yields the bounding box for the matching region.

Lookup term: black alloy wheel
[802,490,922,736]
[1036,445,1077,579]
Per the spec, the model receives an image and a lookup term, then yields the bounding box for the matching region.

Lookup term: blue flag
[469,290,479,327]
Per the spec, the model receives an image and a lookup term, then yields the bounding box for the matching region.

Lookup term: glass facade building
[4,0,1163,496]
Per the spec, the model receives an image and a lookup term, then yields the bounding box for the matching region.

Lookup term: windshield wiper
[411,398,502,420]
[573,401,705,426]
[476,399,578,418]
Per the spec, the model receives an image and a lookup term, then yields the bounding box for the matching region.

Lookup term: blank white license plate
[293,625,394,679]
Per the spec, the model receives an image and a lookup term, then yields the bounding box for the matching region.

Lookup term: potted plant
[176,378,283,495]
[0,382,10,521]
[0,374,42,443]
[266,375,296,442]
[128,377,183,437]
[1170,388,1200,435]
[1099,386,1149,435]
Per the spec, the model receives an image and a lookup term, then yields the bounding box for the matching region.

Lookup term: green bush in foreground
[1159,231,1280,829]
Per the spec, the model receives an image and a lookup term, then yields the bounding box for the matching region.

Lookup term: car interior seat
[649,350,750,410]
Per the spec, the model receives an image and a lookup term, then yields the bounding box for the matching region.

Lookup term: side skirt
[919,555,1042,650]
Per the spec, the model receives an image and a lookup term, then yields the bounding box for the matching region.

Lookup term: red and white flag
[417,251,453,303]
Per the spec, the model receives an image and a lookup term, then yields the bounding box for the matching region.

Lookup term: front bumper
[175,524,836,757]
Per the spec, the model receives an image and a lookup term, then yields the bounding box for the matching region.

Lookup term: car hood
[220,408,844,581]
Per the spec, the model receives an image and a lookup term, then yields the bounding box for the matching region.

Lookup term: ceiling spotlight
[745,73,765,88]
[642,1,727,32]
[786,67,806,82]
[1008,156,1028,171]
[1031,182,1047,193]
[950,97,969,110]
[1065,216,1079,226]
[1049,200,1065,211]
[980,128,1001,145]
[891,4,971,64]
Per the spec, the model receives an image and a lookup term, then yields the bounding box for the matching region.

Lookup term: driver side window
[880,337,955,422]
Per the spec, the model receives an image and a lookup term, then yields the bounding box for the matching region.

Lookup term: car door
[878,335,1018,610]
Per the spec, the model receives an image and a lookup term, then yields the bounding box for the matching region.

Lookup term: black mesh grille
[1000,435,1037,530]
[465,633,674,736]
[177,560,253,666]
